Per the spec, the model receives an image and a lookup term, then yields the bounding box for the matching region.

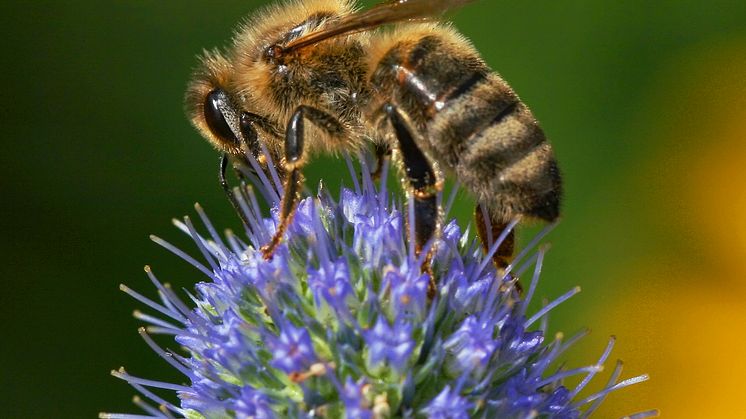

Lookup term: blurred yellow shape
[597,274,746,418]
[588,38,746,416]
[643,37,746,290]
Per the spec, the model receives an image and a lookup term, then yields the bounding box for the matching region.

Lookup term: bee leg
[474,204,520,291]
[383,104,440,295]
[219,154,253,233]
[260,105,346,260]
[370,143,391,181]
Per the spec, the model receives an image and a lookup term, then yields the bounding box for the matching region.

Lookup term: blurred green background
[2,0,745,417]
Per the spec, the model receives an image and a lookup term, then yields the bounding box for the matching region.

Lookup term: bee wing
[283,0,475,52]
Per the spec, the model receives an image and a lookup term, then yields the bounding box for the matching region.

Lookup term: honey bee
[185,0,561,271]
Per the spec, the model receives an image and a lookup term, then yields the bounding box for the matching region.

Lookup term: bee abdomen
[442,88,560,221]
[430,81,560,224]
[370,27,561,222]
[423,66,560,221]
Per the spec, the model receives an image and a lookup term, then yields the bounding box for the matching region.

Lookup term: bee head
[185,50,257,157]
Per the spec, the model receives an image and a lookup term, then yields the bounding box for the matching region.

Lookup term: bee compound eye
[204,89,239,146]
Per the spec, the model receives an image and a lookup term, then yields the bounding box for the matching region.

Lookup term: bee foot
[260,244,275,260]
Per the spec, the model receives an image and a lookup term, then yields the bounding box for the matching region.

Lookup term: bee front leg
[219,154,253,233]
[383,104,441,292]
[260,105,346,260]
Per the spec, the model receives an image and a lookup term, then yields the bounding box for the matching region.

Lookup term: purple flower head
[488,369,579,419]
[422,385,473,419]
[499,316,544,359]
[341,377,373,419]
[235,386,274,419]
[268,323,316,374]
[444,315,498,376]
[386,268,429,321]
[308,258,354,314]
[104,154,657,418]
[364,316,415,374]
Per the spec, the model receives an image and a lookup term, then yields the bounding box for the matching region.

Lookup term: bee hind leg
[260,105,346,260]
[383,104,441,295]
[475,204,520,291]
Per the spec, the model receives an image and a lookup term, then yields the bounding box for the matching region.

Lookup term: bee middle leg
[370,143,391,181]
[260,105,346,260]
[382,104,441,291]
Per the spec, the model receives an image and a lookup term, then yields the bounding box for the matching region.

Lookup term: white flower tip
[309,363,327,376]
[618,405,659,419]
[143,265,152,273]
[624,409,661,419]
[633,374,650,383]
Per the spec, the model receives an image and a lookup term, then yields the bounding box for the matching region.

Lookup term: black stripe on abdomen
[392,36,489,117]
[426,75,520,167]
[441,71,488,105]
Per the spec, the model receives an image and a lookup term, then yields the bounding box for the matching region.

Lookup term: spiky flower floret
[103,154,657,419]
